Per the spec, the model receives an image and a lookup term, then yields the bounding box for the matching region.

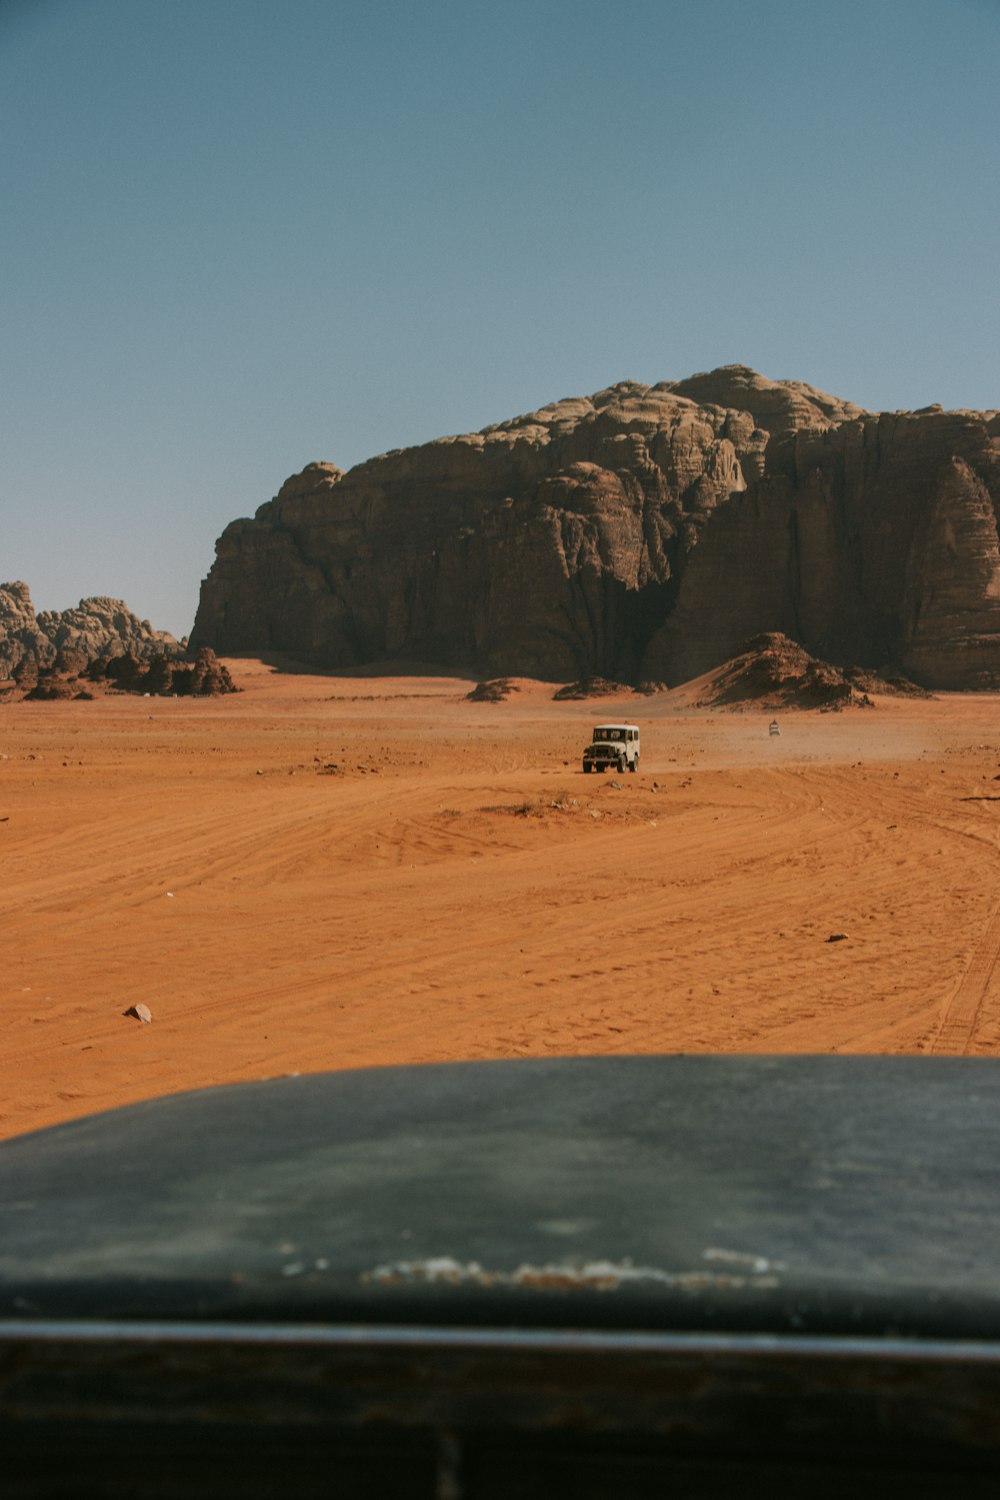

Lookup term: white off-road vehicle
[582,723,640,774]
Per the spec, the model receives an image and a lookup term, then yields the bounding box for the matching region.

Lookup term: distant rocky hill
[192,366,1000,689]
[0,582,183,681]
[695,632,929,710]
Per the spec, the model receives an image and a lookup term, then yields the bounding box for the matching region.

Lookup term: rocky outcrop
[552,677,665,700]
[193,367,1000,689]
[466,678,520,702]
[0,583,182,681]
[10,645,235,701]
[0,581,47,681]
[94,646,236,697]
[696,633,928,710]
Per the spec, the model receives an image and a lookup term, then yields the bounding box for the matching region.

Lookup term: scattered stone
[826,932,849,943]
[123,1003,152,1023]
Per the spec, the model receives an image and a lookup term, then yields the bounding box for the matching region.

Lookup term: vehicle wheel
[629,759,637,773]
[583,763,591,773]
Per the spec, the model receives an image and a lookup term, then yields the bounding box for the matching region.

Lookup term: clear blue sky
[2,0,998,638]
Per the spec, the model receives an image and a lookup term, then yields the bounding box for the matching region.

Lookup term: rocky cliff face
[0,582,182,681]
[192,366,1000,689]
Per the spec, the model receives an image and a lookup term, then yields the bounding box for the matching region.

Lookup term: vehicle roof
[592,723,640,731]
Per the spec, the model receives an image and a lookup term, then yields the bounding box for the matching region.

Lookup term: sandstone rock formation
[12,645,236,701]
[92,645,236,697]
[696,633,926,710]
[192,367,1000,689]
[0,582,183,681]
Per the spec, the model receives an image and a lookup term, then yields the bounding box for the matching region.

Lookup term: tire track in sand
[929,896,1000,1054]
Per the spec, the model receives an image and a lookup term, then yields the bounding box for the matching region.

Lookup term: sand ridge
[2,660,999,1140]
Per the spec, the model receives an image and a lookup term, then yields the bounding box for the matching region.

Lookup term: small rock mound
[553,677,633,701]
[466,677,520,702]
[22,677,77,701]
[699,633,921,709]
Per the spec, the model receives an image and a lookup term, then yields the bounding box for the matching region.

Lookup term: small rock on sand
[123,1003,153,1023]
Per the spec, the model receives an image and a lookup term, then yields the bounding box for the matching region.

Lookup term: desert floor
[2,661,999,1141]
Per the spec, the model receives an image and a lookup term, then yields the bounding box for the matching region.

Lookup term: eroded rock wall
[193,367,1000,688]
[0,583,182,680]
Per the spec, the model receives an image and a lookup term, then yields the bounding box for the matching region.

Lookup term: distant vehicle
[582,723,640,774]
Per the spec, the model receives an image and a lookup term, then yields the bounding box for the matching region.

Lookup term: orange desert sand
[3,659,999,1141]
